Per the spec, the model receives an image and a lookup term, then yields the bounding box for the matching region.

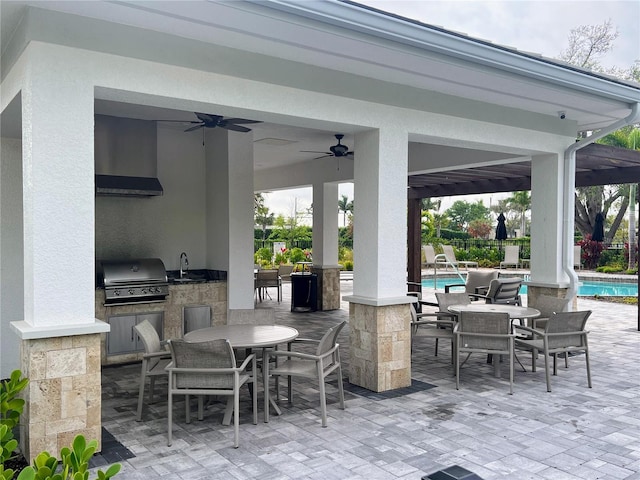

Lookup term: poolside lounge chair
[574,245,582,270]
[422,245,447,270]
[441,245,478,270]
[500,245,521,269]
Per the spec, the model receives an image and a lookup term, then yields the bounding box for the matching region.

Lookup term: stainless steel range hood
[95,114,163,197]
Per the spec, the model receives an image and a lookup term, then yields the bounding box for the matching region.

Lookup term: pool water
[422,278,638,296]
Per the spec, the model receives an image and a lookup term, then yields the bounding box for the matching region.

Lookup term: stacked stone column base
[348,302,411,392]
[20,333,102,462]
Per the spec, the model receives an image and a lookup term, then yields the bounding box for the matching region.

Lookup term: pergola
[405,143,640,329]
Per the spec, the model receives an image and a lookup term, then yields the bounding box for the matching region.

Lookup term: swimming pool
[422,278,638,296]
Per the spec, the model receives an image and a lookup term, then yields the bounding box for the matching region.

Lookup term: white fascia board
[256,0,640,105]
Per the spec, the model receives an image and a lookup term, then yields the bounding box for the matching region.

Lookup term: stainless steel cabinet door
[182,305,211,335]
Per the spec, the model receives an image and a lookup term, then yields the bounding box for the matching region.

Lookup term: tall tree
[338,194,353,227]
[557,21,639,242]
[507,191,531,236]
[254,193,274,242]
[446,200,490,231]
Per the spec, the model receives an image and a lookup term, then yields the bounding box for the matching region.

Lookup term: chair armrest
[444,283,465,293]
[513,325,542,338]
[267,347,336,362]
[292,338,321,345]
[468,293,488,301]
[237,353,257,371]
[143,350,172,360]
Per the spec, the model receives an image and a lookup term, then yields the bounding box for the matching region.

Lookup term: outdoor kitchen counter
[96,280,227,366]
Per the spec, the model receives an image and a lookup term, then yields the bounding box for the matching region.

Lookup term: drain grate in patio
[342,378,436,400]
[89,427,135,469]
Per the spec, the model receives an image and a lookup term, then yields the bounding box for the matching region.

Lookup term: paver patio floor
[98,281,640,479]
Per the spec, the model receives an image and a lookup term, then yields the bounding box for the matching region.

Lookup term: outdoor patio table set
[135,317,346,448]
[413,301,593,395]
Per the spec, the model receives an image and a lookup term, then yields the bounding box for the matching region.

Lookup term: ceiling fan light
[331,144,349,156]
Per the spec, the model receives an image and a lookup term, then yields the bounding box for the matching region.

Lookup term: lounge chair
[574,245,582,270]
[441,245,478,270]
[422,245,447,270]
[500,245,521,269]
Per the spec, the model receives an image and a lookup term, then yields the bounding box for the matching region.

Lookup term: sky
[262,0,640,226]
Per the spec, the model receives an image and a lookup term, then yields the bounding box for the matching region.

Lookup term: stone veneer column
[311,266,341,311]
[349,302,411,392]
[19,333,102,462]
[527,286,577,311]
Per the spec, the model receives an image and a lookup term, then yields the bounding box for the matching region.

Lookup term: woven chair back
[545,311,591,349]
[170,338,236,389]
[458,311,511,351]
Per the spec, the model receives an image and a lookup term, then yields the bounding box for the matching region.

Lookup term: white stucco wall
[0,137,24,377]
[96,124,208,271]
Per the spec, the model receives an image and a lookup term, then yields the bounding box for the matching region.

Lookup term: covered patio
[97,282,640,479]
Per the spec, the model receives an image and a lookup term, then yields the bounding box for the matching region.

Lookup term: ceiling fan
[160,112,261,133]
[302,134,354,159]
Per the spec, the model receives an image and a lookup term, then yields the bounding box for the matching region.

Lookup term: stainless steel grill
[100,258,169,305]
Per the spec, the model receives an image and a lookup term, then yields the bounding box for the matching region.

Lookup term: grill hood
[95,114,163,197]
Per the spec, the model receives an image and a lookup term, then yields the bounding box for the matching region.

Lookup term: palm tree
[338,194,353,227]
[508,191,531,236]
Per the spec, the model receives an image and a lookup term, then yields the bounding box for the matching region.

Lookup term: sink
[171,276,206,284]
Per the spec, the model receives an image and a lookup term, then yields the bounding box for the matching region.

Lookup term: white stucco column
[312,182,339,266]
[350,128,409,301]
[205,128,255,311]
[11,66,107,335]
[345,127,412,392]
[528,152,572,306]
[311,182,341,310]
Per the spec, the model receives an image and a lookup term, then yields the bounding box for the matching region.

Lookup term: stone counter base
[96,282,227,365]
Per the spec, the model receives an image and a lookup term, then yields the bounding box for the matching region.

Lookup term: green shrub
[254,247,272,266]
[1,370,29,479]
[288,248,306,264]
[15,435,120,480]
[343,261,353,271]
[596,265,624,273]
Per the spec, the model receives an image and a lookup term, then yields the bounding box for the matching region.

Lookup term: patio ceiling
[408,143,640,199]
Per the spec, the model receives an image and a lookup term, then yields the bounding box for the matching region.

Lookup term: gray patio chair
[410,302,456,362]
[255,269,281,302]
[133,319,171,421]
[167,338,257,448]
[528,295,570,330]
[515,311,591,392]
[444,270,499,297]
[454,310,515,394]
[470,277,522,306]
[264,321,346,427]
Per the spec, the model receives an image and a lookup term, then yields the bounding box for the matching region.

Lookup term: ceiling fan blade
[222,118,262,125]
[195,112,221,123]
[222,124,252,133]
[301,150,332,154]
[157,119,201,124]
[184,124,205,132]
[313,154,333,160]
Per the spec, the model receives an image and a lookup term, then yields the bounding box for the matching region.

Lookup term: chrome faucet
[179,252,189,278]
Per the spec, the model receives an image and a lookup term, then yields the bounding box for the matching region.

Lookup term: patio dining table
[184,324,299,422]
